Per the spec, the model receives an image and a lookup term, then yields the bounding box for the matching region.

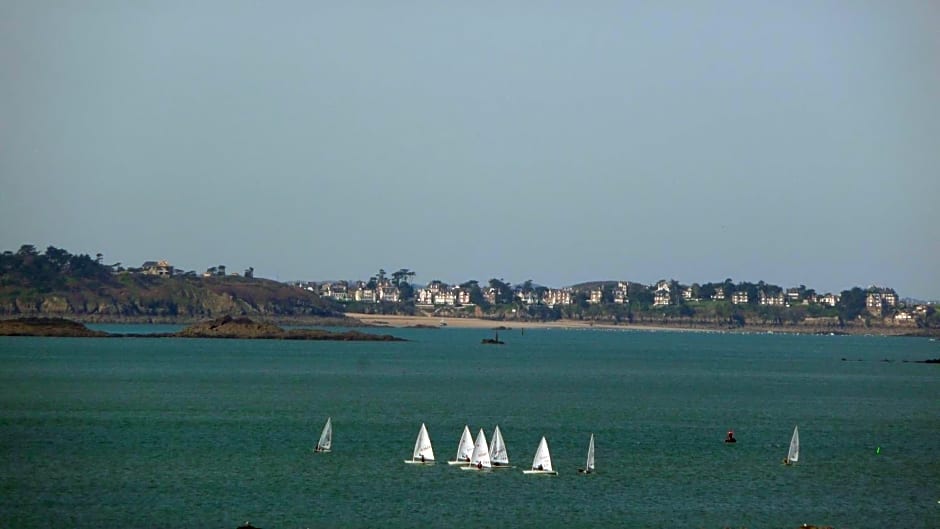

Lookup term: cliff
[0,272,348,323]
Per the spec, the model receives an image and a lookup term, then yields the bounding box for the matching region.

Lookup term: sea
[1,327,938,529]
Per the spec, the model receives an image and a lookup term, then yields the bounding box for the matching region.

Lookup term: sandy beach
[344,313,932,336]
[345,313,702,332]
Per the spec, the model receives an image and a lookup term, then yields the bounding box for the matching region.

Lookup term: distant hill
[0,245,346,322]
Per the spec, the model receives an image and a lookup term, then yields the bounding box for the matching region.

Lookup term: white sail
[523,436,557,475]
[315,417,332,452]
[489,425,509,466]
[461,428,492,470]
[787,425,799,464]
[585,433,595,472]
[531,437,553,471]
[405,423,435,463]
[449,425,473,464]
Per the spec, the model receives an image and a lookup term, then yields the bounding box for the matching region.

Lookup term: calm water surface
[1,329,938,528]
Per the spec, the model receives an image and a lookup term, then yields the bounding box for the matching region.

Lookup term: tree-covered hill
[0,245,344,321]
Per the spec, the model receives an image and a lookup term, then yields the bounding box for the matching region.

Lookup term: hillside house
[759,291,786,306]
[613,282,629,304]
[377,285,400,303]
[457,288,472,305]
[141,260,174,277]
[818,293,839,307]
[731,291,749,304]
[542,289,572,307]
[589,289,603,304]
[320,281,350,301]
[866,288,898,315]
[517,291,539,306]
[355,286,377,303]
[653,289,671,307]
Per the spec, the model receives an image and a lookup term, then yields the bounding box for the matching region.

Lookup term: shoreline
[345,313,935,337]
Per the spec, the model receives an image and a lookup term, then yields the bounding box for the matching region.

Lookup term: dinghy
[448,425,474,465]
[578,433,595,474]
[404,423,435,464]
[313,417,332,453]
[523,436,557,475]
[489,425,511,468]
[784,425,799,465]
[460,428,492,471]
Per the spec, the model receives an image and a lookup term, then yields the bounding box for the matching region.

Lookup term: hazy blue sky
[2,1,938,298]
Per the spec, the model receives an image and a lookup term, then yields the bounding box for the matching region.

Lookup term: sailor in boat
[420,454,425,463]
[537,464,544,471]
[476,462,483,469]
[725,430,736,443]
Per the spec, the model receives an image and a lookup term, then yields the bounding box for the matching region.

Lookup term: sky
[1,1,938,298]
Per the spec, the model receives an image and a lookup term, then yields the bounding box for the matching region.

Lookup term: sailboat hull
[460,465,491,471]
[403,460,435,465]
[523,469,557,475]
[447,460,471,466]
[577,468,593,474]
[313,448,331,453]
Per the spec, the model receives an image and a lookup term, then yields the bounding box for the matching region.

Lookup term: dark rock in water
[175,315,285,339]
[0,317,109,337]
[174,316,406,341]
[0,315,406,341]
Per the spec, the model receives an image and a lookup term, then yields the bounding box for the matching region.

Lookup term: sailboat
[578,433,595,474]
[460,428,492,471]
[314,417,332,453]
[523,436,557,475]
[404,423,435,464]
[489,425,511,468]
[448,425,474,465]
[784,425,799,465]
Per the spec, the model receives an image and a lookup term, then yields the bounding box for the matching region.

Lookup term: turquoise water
[1,329,938,528]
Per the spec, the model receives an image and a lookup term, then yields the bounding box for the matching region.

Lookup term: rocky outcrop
[174,316,286,339]
[174,316,405,341]
[0,316,405,341]
[0,317,109,337]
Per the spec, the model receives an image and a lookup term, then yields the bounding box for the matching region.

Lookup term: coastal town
[195,254,932,330]
[2,246,936,332]
[126,259,932,327]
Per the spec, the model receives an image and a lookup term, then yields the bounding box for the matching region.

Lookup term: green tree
[837,287,867,323]
[460,280,486,306]
[488,278,514,305]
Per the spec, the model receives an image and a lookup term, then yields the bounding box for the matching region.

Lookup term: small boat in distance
[404,423,435,464]
[481,331,504,345]
[578,433,595,474]
[523,436,557,475]
[784,425,799,465]
[448,425,474,465]
[461,428,493,471]
[489,425,511,468]
[314,417,332,453]
[724,429,737,443]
